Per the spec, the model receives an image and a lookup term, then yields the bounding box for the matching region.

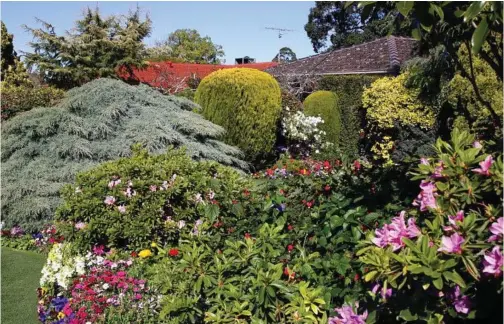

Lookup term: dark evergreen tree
[1,21,17,81]
[22,7,151,89]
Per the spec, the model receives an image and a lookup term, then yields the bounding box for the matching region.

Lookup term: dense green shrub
[55,146,251,251]
[195,68,282,161]
[1,78,248,231]
[174,88,195,102]
[303,90,341,147]
[317,75,379,159]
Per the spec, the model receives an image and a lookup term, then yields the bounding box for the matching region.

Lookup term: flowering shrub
[55,146,251,252]
[280,109,330,157]
[0,224,63,253]
[355,129,503,322]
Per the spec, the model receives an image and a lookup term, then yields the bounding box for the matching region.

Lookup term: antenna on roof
[265,27,295,63]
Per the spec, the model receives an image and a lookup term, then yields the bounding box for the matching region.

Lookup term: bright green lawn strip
[1,247,46,324]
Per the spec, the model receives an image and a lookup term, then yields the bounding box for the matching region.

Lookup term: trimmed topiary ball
[195,68,282,161]
[303,90,341,146]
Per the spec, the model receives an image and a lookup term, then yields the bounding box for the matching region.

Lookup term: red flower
[283,267,290,276]
[168,248,179,257]
[299,168,310,176]
[335,159,342,166]
[266,169,274,176]
[287,244,294,252]
[244,233,251,239]
[232,200,238,204]
[217,249,222,254]
[279,189,285,195]
[211,199,219,205]
[324,185,331,191]
[323,160,331,169]
[131,251,138,257]
[354,274,360,281]
[287,224,293,231]
[306,201,313,208]
[243,189,250,197]
[353,160,361,171]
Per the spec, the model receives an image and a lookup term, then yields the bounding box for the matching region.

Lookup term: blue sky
[1,1,318,63]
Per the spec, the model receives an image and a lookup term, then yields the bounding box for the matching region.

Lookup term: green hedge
[317,75,380,158]
[303,90,341,147]
[195,68,282,161]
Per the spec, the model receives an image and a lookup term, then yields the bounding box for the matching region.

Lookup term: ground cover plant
[1,78,247,232]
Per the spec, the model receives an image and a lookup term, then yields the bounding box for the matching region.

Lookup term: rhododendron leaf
[402,238,420,253]
[364,270,378,282]
[399,309,419,321]
[442,271,466,288]
[461,256,480,280]
[432,277,443,290]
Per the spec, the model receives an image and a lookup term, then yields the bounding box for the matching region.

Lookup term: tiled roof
[266,36,417,76]
[121,62,278,92]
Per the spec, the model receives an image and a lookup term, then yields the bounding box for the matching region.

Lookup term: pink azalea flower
[488,217,503,242]
[472,155,494,176]
[432,161,444,178]
[372,211,420,251]
[412,181,438,211]
[149,185,157,192]
[108,179,121,189]
[443,210,465,232]
[473,141,482,149]
[117,205,127,213]
[420,157,429,165]
[450,286,471,314]
[104,196,116,206]
[438,233,465,254]
[329,303,368,324]
[371,284,392,299]
[482,245,503,277]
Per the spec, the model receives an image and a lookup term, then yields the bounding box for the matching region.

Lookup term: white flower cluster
[40,243,86,290]
[282,109,330,155]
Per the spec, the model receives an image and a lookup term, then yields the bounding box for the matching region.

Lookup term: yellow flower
[151,242,157,248]
[57,312,65,320]
[138,249,152,258]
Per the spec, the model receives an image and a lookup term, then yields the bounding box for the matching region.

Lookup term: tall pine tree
[23,7,151,89]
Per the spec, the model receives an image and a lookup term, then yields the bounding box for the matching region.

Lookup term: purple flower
[10,226,24,237]
[104,196,116,206]
[420,157,429,165]
[329,303,368,324]
[473,141,482,149]
[431,161,445,178]
[443,210,465,232]
[372,211,420,251]
[482,245,503,277]
[472,155,494,176]
[371,284,392,299]
[75,222,86,230]
[450,286,471,314]
[438,232,465,254]
[412,181,438,211]
[488,217,503,242]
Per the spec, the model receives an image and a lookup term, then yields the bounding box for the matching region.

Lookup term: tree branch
[478,48,501,80]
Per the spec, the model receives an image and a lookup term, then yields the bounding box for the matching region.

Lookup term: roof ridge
[387,36,400,70]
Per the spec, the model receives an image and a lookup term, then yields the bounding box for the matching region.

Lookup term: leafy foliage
[362,73,437,166]
[22,7,151,89]
[195,68,282,164]
[357,128,503,323]
[317,75,379,159]
[272,47,297,63]
[149,29,225,64]
[56,146,250,251]
[1,21,16,81]
[304,2,411,52]
[1,78,247,231]
[303,90,341,148]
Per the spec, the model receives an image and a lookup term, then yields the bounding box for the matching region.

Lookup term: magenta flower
[93,245,105,255]
[329,303,368,324]
[473,141,482,149]
[438,232,465,254]
[450,286,471,314]
[104,196,116,206]
[472,155,494,176]
[371,284,392,299]
[432,161,444,178]
[443,210,465,232]
[488,217,503,242]
[482,245,503,277]
[372,211,420,251]
[412,181,438,211]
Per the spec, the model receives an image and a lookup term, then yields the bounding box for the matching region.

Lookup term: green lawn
[1,247,46,324]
